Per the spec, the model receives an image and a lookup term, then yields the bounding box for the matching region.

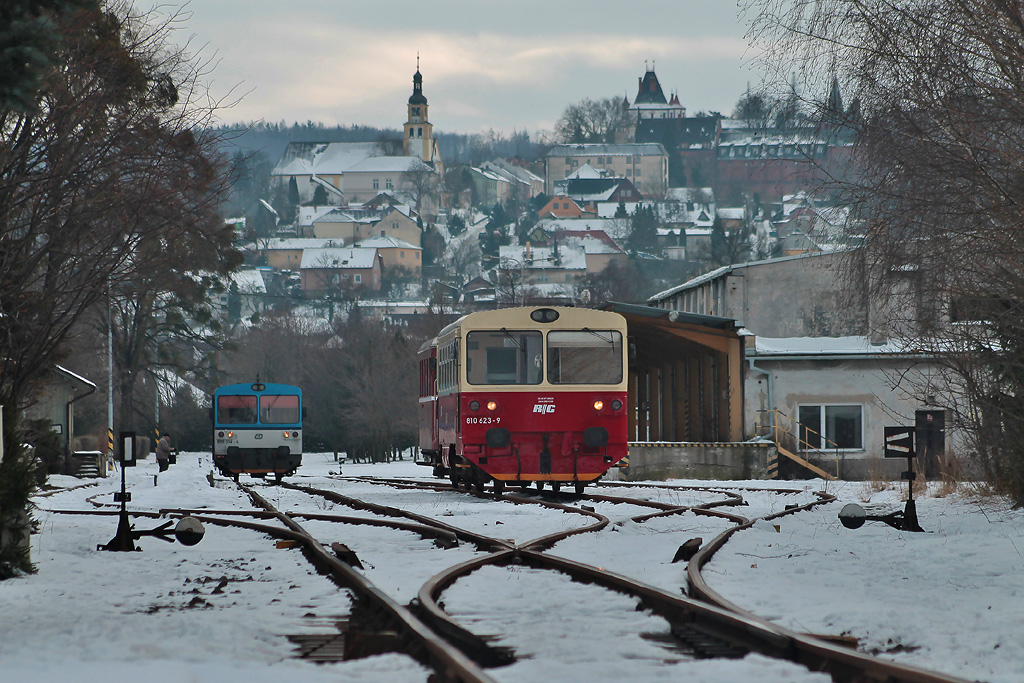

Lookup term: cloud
[156,2,761,132]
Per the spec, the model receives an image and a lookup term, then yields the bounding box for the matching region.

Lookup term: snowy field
[1,451,1019,682]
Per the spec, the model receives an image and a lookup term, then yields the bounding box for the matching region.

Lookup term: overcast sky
[145,1,767,136]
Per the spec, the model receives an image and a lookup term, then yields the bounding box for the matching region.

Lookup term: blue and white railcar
[212,381,303,481]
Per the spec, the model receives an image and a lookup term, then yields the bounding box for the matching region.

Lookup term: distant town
[219,62,857,317]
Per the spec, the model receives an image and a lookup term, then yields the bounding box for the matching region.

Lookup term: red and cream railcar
[417,306,628,493]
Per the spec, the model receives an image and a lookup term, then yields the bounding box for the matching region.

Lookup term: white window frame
[797,403,864,451]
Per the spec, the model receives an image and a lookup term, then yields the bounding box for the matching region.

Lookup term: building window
[392,221,398,229]
[354,274,361,283]
[798,405,863,450]
[634,168,641,177]
[412,106,420,117]
[386,179,393,190]
[373,179,379,190]
[409,129,414,139]
[418,127,423,137]
[400,251,405,258]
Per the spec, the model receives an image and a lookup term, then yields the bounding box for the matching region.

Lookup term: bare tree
[400,160,440,218]
[0,1,238,574]
[554,97,630,144]
[439,236,482,283]
[746,0,1024,501]
[333,312,418,462]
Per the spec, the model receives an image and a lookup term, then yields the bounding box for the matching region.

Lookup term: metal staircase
[756,410,838,480]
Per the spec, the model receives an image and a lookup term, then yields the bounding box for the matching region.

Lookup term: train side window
[547,330,623,384]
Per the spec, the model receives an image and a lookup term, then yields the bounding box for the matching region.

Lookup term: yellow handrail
[755,409,841,478]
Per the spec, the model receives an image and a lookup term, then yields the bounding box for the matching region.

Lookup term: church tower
[403,56,435,163]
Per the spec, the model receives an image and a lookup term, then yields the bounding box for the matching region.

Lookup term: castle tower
[630,62,685,123]
[403,56,435,163]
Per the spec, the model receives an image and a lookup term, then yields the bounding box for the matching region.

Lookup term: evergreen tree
[626,205,660,255]
[312,184,328,205]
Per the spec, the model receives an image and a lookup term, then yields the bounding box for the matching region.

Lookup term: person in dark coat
[156,433,172,472]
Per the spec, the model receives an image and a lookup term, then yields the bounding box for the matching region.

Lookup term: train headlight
[469,400,480,411]
[611,399,623,411]
[227,431,234,438]
[486,401,498,411]
[593,400,604,411]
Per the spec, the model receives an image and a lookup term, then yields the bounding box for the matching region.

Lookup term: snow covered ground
[2,452,1019,682]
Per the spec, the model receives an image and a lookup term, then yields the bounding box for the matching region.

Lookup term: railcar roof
[434,306,627,341]
[213,382,302,394]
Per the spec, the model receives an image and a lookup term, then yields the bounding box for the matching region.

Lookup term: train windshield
[547,330,623,384]
[466,330,543,385]
[260,394,301,424]
[216,395,257,424]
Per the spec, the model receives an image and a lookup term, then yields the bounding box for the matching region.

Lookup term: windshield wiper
[500,327,523,349]
[582,327,614,344]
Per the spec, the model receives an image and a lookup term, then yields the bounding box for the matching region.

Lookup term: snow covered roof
[562,234,623,255]
[228,269,267,294]
[297,206,339,226]
[309,175,344,198]
[354,235,420,250]
[564,163,604,180]
[347,156,433,174]
[596,202,641,219]
[300,247,378,270]
[483,159,544,184]
[271,141,381,176]
[478,162,530,186]
[750,335,922,357]
[717,207,745,220]
[546,143,667,157]
[648,252,841,303]
[314,209,374,224]
[664,187,715,203]
[470,166,512,184]
[535,217,630,241]
[55,365,96,389]
[252,237,344,251]
[499,243,587,271]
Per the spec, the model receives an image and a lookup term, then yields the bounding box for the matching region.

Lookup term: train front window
[466,330,542,385]
[217,395,257,424]
[547,330,623,384]
[260,395,300,424]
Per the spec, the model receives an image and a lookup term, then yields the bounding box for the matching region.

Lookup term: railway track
[283,475,968,682]
[38,466,969,682]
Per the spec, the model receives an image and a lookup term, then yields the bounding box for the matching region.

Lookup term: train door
[915,409,945,478]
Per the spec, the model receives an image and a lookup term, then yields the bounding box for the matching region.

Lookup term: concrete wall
[745,356,971,480]
[614,442,774,481]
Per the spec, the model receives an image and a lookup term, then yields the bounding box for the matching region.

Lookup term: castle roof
[634,68,668,105]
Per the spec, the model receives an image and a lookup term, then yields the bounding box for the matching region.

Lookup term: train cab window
[466,330,542,385]
[260,395,300,424]
[217,395,257,424]
[547,330,623,384]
